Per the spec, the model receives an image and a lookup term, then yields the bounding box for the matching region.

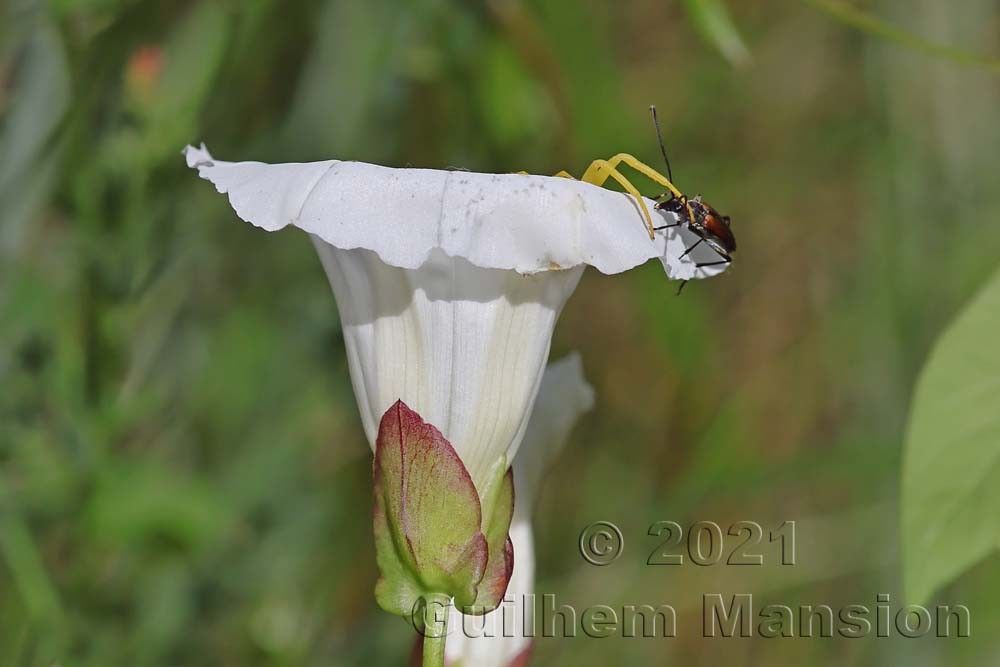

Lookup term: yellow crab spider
[520,109,700,240]
[551,153,693,240]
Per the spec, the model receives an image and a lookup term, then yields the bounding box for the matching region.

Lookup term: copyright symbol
[579,521,623,566]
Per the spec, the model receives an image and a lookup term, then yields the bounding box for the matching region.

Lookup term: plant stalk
[421,593,451,667]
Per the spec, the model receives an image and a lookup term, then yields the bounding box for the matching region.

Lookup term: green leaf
[373,401,490,616]
[902,265,1000,604]
[682,0,750,66]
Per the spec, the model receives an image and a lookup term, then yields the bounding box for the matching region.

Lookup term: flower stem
[421,593,450,667]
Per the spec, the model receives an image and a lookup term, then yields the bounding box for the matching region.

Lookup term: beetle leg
[654,195,689,232]
[676,256,732,296]
[694,258,731,268]
[680,238,704,258]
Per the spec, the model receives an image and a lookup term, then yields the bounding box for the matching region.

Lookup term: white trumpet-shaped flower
[312,244,582,491]
[185,145,722,493]
[445,354,595,667]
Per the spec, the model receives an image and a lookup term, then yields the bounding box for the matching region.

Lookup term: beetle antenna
[649,105,674,183]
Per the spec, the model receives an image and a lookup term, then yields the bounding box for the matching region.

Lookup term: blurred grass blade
[682,0,750,66]
[140,0,231,158]
[0,513,63,621]
[0,22,69,253]
[802,0,1000,72]
[901,264,1000,604]
[280,0,393,158]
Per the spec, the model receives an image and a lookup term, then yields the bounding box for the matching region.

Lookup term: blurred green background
[2,0,999,665]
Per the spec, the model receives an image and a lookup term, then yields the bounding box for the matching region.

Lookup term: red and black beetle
[647,106,736,292]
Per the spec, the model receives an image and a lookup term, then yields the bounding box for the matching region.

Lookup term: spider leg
[601,154,684,200]
[579,159,657,239]
[602,153,695,223]
[518,169,576,178]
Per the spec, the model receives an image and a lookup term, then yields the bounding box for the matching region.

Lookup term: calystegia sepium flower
[186,145,727,665]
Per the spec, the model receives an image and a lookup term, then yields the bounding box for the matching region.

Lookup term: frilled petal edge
[185,144,729,280]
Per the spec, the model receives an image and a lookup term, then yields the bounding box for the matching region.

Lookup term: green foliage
[85,462,232,552]
[902,267,1000,604]
[2,0,1000,664]
[681,0,750,66]
[801,0,1000,72]
[0,21,69,241]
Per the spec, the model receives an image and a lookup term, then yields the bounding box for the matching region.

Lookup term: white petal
[184,143,338,233]
[185,145,729,281]
[313,241,583,492]
[513,352,595,511]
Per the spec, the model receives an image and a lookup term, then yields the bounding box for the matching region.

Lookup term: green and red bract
[469,456,514,612]
[373,400,514,618]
